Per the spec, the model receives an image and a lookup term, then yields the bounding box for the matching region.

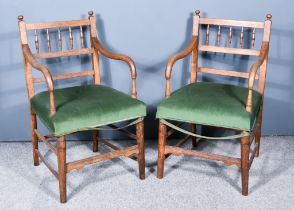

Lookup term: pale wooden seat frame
[157,10,272,196]
[18,11,145,203]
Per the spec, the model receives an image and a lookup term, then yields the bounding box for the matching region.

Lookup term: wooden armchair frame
[157,10,271,196]
[18,11,145,203]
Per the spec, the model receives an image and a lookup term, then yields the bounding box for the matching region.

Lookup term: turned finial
[195,10,200,16]
[88,11,94,17]
[18,15,24,22]
[266,14,272,21]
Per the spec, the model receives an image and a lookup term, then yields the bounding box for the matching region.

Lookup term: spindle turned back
[18,11,100,99]
[190,10,272,95]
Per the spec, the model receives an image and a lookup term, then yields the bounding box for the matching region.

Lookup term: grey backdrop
[0,0,293,141]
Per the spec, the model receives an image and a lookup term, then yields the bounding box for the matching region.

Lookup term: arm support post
[91,37,137,98]
[22,44,56,115]
[165,36,198,97]
[246,42,269,112]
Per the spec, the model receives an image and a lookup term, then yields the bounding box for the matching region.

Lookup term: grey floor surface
[0,136,294,210]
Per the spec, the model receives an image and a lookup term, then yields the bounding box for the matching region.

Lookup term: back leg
[30,113,39,166]
[255,111,263,157]
[92,130,99,152]
[191,124,197,148]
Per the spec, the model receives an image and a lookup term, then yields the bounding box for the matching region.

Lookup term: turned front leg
[57,136,67,203]
[157,122,167,178]
[136,121,145,179]
[241,136,250,196]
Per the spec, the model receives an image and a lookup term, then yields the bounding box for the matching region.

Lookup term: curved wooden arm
[91,37,137,98]
[22,44,56,116]
[165,36,198,97]
[246,42,269,112]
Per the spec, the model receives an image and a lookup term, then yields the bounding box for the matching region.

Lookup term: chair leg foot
[92,131,99,152]
[241,137,250,196]
[33,145,39,166]
[57,136,67,203]
[157,122,167,179]
[33,161,39,167]
[136,121,145,180]
[31,113,39,166]
[191,124,197,148]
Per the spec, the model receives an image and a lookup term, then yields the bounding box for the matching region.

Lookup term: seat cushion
[31,85,146,136]
[156,82,262,131]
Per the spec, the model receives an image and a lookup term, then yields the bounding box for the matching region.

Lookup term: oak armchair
[18,11,146,203]
[156,10,271,196]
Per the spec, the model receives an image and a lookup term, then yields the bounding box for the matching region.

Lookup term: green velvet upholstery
[31,85,146,136]
[157,82,262,131]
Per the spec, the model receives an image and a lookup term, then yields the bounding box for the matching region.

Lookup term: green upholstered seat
[156,82,262,131]
[31,85,146,136]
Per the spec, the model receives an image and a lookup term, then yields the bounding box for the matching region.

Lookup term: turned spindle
[251,28,256,48]
[217,25,221,46]
[206,24,210,45]
[58,28,62,50]
[46,29,51,52]
[69,27,73,49]
[228,27,232,47]
[240,27,244,48]
[80,26,84,48]
[34,30,40,53]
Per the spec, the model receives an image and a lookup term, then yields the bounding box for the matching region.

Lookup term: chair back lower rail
[33,71,94,83]
[197,67,259,80]
[33,48,94,59]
